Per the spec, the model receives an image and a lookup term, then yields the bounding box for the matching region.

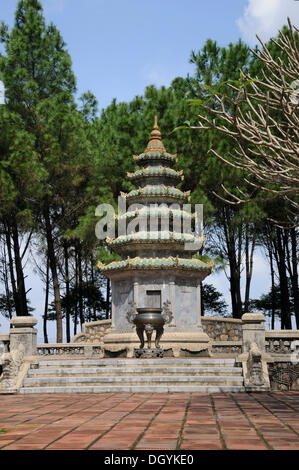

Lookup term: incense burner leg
[144,324,154,349]
[155,327,164,348]
[136,327,145,349]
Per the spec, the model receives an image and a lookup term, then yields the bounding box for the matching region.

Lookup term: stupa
[99,117,213,357]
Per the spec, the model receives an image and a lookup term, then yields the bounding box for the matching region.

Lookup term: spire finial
[144,114,166,153]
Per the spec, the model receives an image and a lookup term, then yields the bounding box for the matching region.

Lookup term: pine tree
[0,0,86,340]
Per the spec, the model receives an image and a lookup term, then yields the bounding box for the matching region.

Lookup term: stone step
[27,366,243,377]
[20,385,246,394]
[23,375,243,387]
[36,358,237,368]
[19,357,244,394]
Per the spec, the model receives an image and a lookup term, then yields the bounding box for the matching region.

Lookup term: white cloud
[237,0,299,45]
[142,64,174,88]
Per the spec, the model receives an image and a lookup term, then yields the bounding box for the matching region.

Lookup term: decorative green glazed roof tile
[133,151,177,164]
[106,231,204,246]
[98,256,214,272]
[127,166,183,181]
[121,185,190,202]
[117,207,195,222]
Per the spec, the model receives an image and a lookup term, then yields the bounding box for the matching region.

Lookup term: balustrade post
[9,316,38,357]
[241,313,266,353]
[0,317,38,394]
[238,313,273,392]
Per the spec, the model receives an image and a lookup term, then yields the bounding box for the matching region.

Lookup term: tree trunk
[64,241,71,342]
[229,261,242,318]
[227,234,242,318]
[85,260,92,322]
[244,227,256,313]
[43,256,49,343]
[269,247,276,330]
[74,248,78,336]
[11,220,29,316]
[4,224,18,315]
[43,207,63,342]
[77,242,84,327]
[200,281,204,316]
[90,255,97,321]
[275,228,292,329]
[222,208,242,319]
[2,242,13,319]
[105,278,110,319]
[290,228,299,329]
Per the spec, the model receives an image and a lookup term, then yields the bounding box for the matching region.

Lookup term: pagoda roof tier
[127,166,183,183]
[133,151,178,165]
[121,185,190,204]
[98,256,213,273]
[117,206,195,223]
[106,231,205,254]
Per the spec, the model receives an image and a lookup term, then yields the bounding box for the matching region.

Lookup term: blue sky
[1,0,298,110]
[0,0,298,338]
[0,0,246,110]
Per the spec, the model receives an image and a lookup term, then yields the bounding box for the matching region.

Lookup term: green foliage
[0,4,296,331]
[0,106,45,221]
[248,282,295,320]
[0,291,34,319]
[194,253,227,274]
[0,292,14,319]
[47,280,107,323]
[0,0,99,240]
[97,245,121,264]
[201,283,229,316]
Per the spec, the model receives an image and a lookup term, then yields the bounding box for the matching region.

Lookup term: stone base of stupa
[102,328,212,358]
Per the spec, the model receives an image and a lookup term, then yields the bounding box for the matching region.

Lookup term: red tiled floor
[0,392,298,450]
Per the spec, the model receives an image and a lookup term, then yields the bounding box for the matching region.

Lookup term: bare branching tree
[191,18,299,225]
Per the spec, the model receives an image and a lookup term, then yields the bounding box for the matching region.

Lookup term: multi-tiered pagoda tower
[99,118,213,357]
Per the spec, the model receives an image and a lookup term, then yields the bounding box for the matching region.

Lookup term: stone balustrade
[37,343,103,358]
[265,330,299,355]
[264,330,299,391]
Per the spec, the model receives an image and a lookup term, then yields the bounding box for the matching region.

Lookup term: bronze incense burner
[126,301,173,358]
